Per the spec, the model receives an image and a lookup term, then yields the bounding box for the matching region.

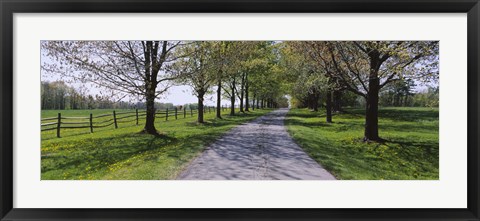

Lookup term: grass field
[285,107,439,180]
[41,108,272,180]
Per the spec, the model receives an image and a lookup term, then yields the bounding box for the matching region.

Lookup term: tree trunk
[239,74,245,113]
[245,73,249,112]
[313,89,319,112]
[364,83,380,141]
[216,80,222,119]
[230,81,235,116]
[307,92,312,110]
[230,95,235,116]
[333,90,343,112]
[252,94,255,110]
[239,95,244,112]
[198,92,205,123]
[364,55,381,141]
[326,89,333,123]
[143,87,157,134]
[142,41,161,135]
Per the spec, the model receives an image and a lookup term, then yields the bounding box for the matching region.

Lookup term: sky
[158,85,226,106]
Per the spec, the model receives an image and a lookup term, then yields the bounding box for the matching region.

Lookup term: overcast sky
[159,85,224,106]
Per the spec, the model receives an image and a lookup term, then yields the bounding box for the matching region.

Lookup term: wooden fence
[41,105,227,138]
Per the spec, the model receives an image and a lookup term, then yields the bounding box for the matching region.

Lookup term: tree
[220,42,252,116]
[237,72,246,112]
[303,41,439,141]
[42,41,183,135]
[40,81,73,110]
[380,78,416,107]
[214,41,234,119]
[280,42,333,122]
[410,86,439,107]
[174,41,218,123]
[240,41,275,112]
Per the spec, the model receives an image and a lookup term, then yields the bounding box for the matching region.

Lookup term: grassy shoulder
[285,107,439,180]
[41,108,273,180]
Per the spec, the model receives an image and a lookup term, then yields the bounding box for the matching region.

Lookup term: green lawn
[41,108,272,180]
[285,107,439,180]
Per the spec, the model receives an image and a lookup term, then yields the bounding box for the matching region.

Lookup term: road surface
[178,108,336,180]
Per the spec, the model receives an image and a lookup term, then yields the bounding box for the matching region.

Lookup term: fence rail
[41,105,228,138]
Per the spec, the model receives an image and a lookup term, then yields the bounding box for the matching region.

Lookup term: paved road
[177,108,336,180]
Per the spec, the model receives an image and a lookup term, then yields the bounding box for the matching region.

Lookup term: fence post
[56,113,61,138]
[136,109,139,125]
[175,107,178,120]
[209,106,211,113]
[89,113,93,133]
[191,108,193,117]
[166,108,169,121]
[184,107,186,118]
[113,110,118,129]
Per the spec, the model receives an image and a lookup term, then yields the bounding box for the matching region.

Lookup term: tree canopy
[42,40,439,139]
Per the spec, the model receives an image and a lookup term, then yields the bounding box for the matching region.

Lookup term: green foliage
[379,79,416,107]
[173,41,219,95]
[380,83,439,108]
[411,86,440,107]
[277,42,328,107]
[285,107,439,180]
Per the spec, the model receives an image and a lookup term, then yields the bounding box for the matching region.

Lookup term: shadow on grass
[183,112,266,127]
[42,133,176,175]
[286,118,335,128]
[383,139,439,157]
[42,129,224,179]
[184,119,233,127]
[380,109,438,122]
[380,123,438,133]
[340,107,439,122]
[285,108,439,180]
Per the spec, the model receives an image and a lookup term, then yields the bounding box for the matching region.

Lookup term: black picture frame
[1,0,479,220]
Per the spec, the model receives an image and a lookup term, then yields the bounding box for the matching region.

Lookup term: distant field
[285,107,439,180]
[41,108,273,180]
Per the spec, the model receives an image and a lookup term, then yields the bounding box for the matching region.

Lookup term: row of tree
[42,41,288,135]
[41,81,132,110]
[41,81,195,110]
[278,41,438,141]
[289,81,439,109]
[379,83,439,108]
[173,41,287,122]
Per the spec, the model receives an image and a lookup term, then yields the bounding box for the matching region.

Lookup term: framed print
[1,0,479,220]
